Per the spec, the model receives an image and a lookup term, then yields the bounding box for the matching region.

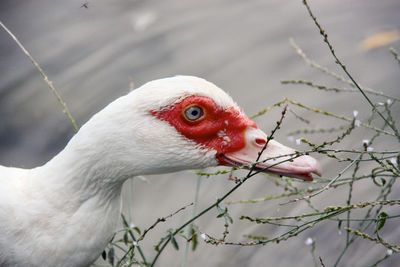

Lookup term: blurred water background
[1,0,399,266]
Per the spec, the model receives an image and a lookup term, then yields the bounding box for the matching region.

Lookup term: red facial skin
[151,96,256,163]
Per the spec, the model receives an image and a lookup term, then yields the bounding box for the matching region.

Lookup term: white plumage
[0,76,321,266]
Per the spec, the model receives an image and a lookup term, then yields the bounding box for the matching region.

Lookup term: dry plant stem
[120,214,147,265]
[333,109,399,266]
[250,99,287,119]
[207,206,349,246]
[242,200,400,223]
[302,0,399,139]
[118,203,194,265]
[286,98,393,136]
[336,214,400,223]
[281,155,361,205]
[289,38,349,84]
[368,255,391,267]
[0,21,78,132]
[319,257,326,267]
[227,200,400,248]
[282,80,400,101]
[181,176,201,267]
[390,47,400,67]
[335,181,398,266]
[251,98,394,136]
[288,125,347,137]
[345,227,400,252]
[288,106,310,124]
[149,106,289,267]
[227,170,397,205]
[345,154,363,243]
[288,39,399,101]
[137,202,194,242]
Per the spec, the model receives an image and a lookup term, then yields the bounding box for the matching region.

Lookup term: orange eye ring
[182,104,206,124]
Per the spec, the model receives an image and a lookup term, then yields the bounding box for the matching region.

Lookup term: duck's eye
[184,106,204,121]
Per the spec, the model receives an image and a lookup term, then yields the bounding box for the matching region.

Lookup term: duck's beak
[219,128,322,181]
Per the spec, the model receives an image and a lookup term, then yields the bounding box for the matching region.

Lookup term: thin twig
[137,202,194,242]
[282,79,400,101]
[288,39,400,101]
[120,214,148,265]
[281,155,361,205]
[302,0,399,139]
[390,47,400,67]
[345,227,400,252]
[319,257,326,267]
[0,21,78,132]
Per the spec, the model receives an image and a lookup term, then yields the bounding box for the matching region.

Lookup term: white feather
[0,76,237,266]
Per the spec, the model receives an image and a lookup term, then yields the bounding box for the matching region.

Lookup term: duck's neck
[36,100,146,207]
[36,133,135,210]
[24,124,137,266]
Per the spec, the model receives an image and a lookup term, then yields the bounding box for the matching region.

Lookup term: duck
[0,76,321,267]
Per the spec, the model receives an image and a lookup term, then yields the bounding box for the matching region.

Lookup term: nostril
[255,138,266,146]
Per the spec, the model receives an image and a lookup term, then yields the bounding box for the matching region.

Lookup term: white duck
[0,76,321,267]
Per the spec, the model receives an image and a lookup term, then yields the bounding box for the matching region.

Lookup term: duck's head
[78,76,321,180]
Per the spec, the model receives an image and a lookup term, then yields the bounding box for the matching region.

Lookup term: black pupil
[186,106,202,120]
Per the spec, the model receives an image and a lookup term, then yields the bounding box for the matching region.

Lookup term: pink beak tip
[314,162,323,177]
[294,154,322,181]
